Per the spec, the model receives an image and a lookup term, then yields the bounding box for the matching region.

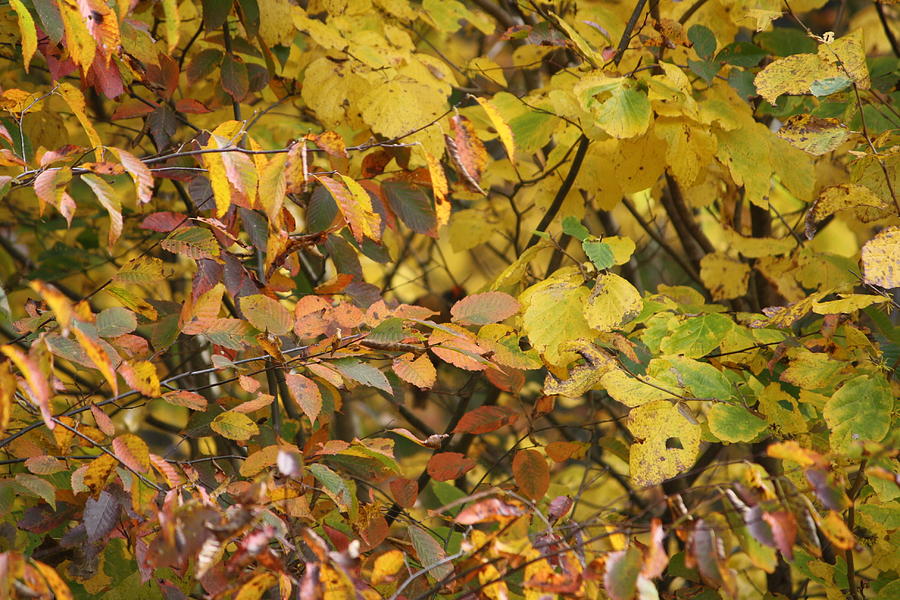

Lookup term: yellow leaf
[372,550,405,585]
[584,273,643,332]
[258,153,287,222]
[358,79,447,154]
[57,83,102,153]
[115,256,167,284]
[812,294,889,314]
[655,117,717,187]
[472,95,516,164]
[449,209,494,252]
[211,411,259,441]
[721,228,795,258]
[81,173,122,248]
[72,327,119,395]
[1,345,54,430]
[628,401,701,487]
[84,453,117,496]
[754,53,841,105]
[120,360,160,396]
[321,564,356,600]
[29,281,74,332]
[31,559,74,600]
[235,572,278,600]
[700,253,751,301]
[9,0,37,72]
[819,29,869,89]
[420,148,450,227]
[59,2,96,69]
[600,369,677,407]
[806,184,889,238]
[258,0,295,46]
[338,174,381,242]
[204,135,232,217]
[776,114,851,156]
[861,226,900,289]
[160,0,180,53]
[0,361,16,438]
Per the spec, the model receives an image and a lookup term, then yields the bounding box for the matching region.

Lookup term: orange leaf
[90,404,115,437]
[512,449,549,500]
[84,453,117,496]
[427,452,476,481]
[450,291,520,325]
[546,441,589,462]
[120,360,160,396]
[310,131,349,158]
[285,372,322,424]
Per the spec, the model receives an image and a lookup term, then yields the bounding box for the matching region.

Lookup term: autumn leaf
[512,449,549,500]
[426,452,476,481]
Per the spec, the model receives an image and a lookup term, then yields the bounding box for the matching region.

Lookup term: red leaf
[450,292,520,325]
[175,98,212,114]
[455,498,524,524]
[426,452,476,481]
[512,449,549,500]
[453,405,518,435]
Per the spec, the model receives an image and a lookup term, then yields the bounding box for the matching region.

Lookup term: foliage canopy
[0,1,898,599]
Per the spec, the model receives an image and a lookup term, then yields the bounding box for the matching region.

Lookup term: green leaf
[562,216,590,241]
[210,411,259,441]
[708,404,768,443]
[659,313,733,358]
[824,374,893,454]
[331,358,392,394]
[716,42,766,67]
[596,87,652,139]
[604,546,643,600]
[96,307,137,337]
[688,25,716,59]
[688,59,720,83]
[755,28,818,56]
[307,463,357,517]
[810,76,851,97]
[583,240,615,270]
[409,525,453,583]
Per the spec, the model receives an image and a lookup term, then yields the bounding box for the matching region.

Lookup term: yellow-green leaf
[211,411,260,441]
[81,174,122,248]
[584,273,643,332]
[240,294,293,336]
[861,226,899,289]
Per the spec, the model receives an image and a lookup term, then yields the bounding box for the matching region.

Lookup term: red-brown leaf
[426,452,476,481]
[512,449,549,500]
[453,405,518,435]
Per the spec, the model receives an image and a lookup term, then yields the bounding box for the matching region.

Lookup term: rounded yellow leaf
[861,226,900,289]
[584,273,643,332]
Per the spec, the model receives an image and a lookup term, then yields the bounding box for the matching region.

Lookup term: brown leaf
[453,405,518,435]
[426,452,476,481]
[456,498,524,524]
